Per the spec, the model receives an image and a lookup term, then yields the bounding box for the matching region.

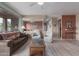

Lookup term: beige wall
[76,15,79,40]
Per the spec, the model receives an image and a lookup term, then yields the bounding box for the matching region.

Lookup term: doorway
[52,17,61,41]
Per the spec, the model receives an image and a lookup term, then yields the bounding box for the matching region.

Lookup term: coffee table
[30,40,45,56]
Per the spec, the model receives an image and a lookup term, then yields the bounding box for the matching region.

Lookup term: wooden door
[62,15,76,39]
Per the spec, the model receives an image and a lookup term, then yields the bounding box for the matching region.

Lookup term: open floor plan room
[0,2,79,56]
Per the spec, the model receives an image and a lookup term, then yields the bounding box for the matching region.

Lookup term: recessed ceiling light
[37,2,44,5]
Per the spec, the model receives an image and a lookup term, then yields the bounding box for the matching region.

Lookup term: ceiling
[4,2,79,16]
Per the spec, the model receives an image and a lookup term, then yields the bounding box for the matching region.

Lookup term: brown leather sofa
[0,32,31,56]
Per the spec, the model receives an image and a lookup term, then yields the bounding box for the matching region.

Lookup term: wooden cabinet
[62,15,76,39]
[30,47,45,56]
[30,40,45,56]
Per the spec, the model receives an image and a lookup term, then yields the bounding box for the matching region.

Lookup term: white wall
[44,16,52,43]
[46,18,52,42]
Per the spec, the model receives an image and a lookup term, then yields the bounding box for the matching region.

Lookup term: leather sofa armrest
[7,40,13,47]
[7,37,19,47]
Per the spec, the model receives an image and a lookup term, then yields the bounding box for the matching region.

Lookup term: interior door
[62,15,76,39]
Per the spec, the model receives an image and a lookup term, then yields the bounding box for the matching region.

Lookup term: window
[7,19,11,31]
[0,17,3,32]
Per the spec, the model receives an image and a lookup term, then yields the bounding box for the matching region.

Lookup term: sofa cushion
[8,37,26,47]
[20,33,27,37]
[13,37,25,44]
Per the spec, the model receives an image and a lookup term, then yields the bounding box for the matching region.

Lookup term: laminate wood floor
[13,40,79,56]
[45,40,79,56]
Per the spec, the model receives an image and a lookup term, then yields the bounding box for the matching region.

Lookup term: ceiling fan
[29,2,45,9]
